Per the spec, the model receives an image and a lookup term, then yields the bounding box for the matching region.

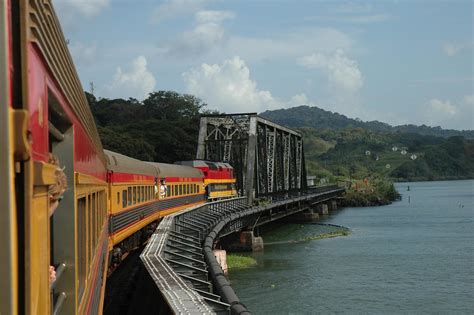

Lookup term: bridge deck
[140,186,345,314]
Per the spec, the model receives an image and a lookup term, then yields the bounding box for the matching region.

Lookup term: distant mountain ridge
[260,105,474,139]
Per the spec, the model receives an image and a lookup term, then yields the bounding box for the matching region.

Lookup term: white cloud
[306,3,389,24]
[429,99,457,116]
[195,10,235,24]
[159,26,354,62]
[288,93,318,107]
[183,57,321,113]
[159,10,235,58]
[442,42,473,57]
[183,57,283,113]
[70,41,98,65]
[464,94,474,106]
[102,56,156,100]
[151,0,210,24]
[420,98,474,129]
[298,49,363,92]
[55,0,109,18]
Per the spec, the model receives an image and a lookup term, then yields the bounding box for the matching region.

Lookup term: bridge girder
[196,113,307,204]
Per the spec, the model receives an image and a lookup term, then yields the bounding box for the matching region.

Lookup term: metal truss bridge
[196,113,308,204]
[140,114,346,314]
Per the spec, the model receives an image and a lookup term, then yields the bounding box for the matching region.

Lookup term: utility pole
[89,82,95,96]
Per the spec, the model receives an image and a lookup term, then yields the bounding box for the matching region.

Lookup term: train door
[47,88,76,315]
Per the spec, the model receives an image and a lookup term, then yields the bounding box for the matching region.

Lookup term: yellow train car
[105,151,206,269]
[2,1,110,314]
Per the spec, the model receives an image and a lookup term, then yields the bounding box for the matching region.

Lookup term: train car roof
[176,160,233,169]
[147,162,203,178]
[104,150,158,177]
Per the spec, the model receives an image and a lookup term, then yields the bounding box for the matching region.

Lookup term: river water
[230,180,474,314]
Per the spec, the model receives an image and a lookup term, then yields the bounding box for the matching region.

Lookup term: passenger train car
[0,2,237,314]
[2,1,109,314]
[177,160,238,200]
[105,150,206,270]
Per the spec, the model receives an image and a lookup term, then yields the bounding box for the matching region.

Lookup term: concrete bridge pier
[328,199,338,211]
[285,208,320,222]
[220,230,264,252]
[240,231,264,252]
[316,203,329,215]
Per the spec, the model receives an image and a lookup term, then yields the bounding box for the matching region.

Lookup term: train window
[179,185,183,195]
[137,186,141,203]
[98,190,105,235]
[128,187,132,206]
[167,185,171,197]
[87,195,92,268]
[142,186,145,201]
[77,197,87,300]
[122,190,127,208]
[133,187,137,204]
[92,193,97,252]
[117,192,120,205]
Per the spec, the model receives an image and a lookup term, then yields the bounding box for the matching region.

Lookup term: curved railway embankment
[140,187,345,314]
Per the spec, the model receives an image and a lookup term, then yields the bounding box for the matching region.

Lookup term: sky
[54,0,473,130]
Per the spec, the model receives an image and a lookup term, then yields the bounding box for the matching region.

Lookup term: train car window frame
[128,187,132,206]
[77,196,87,301]
[87,195,92,269]
[133,186,137,204]
[117,192,120,205]
[179,185,183,196]
[92,192,97,254]
[122,190,127,208]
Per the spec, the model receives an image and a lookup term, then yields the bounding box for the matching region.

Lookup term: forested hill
[260,106,474,139]
[86,91,207,163]
[86,91,473,182]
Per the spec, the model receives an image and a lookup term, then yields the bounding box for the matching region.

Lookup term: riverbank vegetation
[227,254,257,270]
[341,178,401,207]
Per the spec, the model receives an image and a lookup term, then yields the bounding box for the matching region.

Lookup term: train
[176,160,237,200]
[0,1,236,315]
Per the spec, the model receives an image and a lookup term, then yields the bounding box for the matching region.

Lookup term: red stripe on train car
[163,177,203,183]
[110,172,156,183]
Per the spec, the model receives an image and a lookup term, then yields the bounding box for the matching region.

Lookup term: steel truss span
[196,114,307,204]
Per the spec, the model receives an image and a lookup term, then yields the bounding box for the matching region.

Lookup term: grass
[265,229,350,245]
[227,254,257,270]
[302,230,350,241]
